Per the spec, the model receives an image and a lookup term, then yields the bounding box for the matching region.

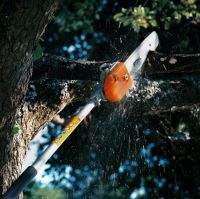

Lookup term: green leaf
[181,0,196,5]
[159,0,168,11]
[150,19,158,27]
[113,13,123,20]
[13,126,20,135]
[33,44,43,61]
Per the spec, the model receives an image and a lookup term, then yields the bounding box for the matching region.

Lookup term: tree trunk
[0,0,57,197]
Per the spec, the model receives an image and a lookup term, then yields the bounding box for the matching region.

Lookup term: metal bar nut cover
[103,62,132,102]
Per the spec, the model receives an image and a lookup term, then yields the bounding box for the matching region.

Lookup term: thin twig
[154,51,200,58]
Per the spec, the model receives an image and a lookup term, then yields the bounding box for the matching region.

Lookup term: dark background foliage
[25,0,200,198]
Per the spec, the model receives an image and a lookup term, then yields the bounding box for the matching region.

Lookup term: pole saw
[2,31,159,199]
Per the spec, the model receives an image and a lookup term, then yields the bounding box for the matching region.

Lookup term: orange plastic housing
[104,62,132,102]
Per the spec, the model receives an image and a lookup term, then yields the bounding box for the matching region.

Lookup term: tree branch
[32,55,111,81]
[17,79,94,141]
[24,53,200,138]
[144,52,200,79]
[20,73,200,145]
[32,53,200,82]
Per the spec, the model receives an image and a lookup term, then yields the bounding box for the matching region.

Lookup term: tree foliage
[114,0,200,31]
[113,0,200,53]
[24,181,67,199]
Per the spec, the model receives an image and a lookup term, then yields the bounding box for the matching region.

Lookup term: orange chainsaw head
[104,62,132,102]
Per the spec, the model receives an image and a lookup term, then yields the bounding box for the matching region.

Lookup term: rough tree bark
[0,0,58,196]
